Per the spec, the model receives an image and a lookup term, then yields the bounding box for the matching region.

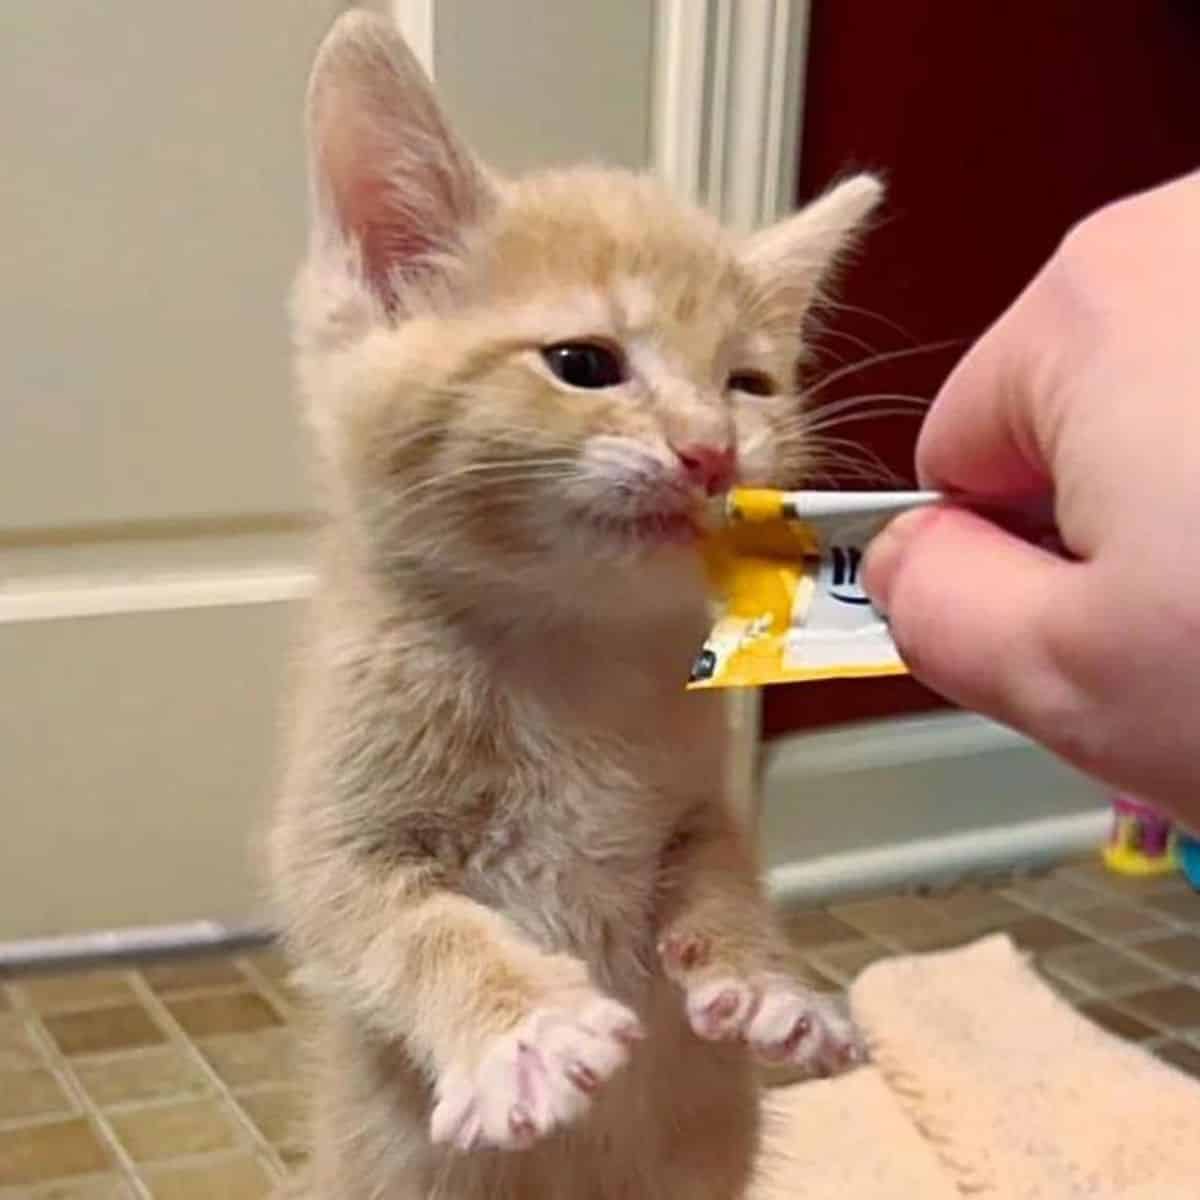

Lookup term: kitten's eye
[727,370,777,397]
[542,341,628,389]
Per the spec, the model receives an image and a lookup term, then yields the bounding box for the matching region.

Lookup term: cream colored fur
[271,11,881,1199]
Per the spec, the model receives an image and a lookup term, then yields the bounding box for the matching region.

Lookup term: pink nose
[673,443,736,496]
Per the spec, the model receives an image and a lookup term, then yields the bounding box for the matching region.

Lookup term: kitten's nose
[672,443,736,496]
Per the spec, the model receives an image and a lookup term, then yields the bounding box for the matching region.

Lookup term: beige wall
[435,0,652,174]
[1,1,654,941]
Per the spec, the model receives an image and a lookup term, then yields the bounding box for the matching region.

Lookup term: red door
[766,0,1200,739]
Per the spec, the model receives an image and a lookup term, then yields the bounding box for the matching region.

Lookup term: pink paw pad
[658,931,711,973]
[685,975,865,1076]
[430,995,643,1152]
[687,979,758,1040]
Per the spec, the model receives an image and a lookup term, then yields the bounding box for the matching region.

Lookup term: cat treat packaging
[689,489,939,688]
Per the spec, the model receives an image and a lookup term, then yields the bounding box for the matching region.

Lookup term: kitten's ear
[739,173,883,312]
[305,11,494,307]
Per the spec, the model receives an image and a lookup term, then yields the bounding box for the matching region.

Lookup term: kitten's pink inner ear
[740,173,883,315]
[306,11,493,309]
[318,118,435,304]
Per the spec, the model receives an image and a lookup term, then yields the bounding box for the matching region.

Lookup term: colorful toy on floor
[1103,794,1179,877]
[1176,829,1200,891]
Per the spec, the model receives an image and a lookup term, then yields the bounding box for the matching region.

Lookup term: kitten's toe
[683,974,865,1076]
[429,1066,484,1151]
[431,993,642,1152]
[686,977,758,1041]
[748,983,865,1075]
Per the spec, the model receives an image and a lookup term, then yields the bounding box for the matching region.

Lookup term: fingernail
[863,507,940,614]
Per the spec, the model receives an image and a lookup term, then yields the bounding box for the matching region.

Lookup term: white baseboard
[0,921,273,972]
[761,711,1109,904]
[769,810,1109,907]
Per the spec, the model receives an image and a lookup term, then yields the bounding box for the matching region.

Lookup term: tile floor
[2,857,1198,1197]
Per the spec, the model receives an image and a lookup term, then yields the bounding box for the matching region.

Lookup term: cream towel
[754,934,1200,1199]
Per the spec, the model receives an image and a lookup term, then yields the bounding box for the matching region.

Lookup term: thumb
[863,505,1083,736]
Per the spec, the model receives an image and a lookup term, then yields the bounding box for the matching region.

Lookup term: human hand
[864,171,1200,824]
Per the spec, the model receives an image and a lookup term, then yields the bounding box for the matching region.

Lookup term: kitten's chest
[460,744,697,993]
[457,629,729,990]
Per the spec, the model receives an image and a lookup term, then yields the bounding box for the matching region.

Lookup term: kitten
[271,11,880,1199]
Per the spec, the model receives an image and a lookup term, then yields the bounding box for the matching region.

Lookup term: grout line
[123,972,286,1182]
[8,970,153,1200]
[236,953,297,1024]
[1009,880,1200,1029]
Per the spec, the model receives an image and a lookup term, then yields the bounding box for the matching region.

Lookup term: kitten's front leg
[291,858,642,1152]
[655,806,863,1076]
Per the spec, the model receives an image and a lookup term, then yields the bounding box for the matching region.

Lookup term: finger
[864,505,1086,738]
[915,273,1062,501]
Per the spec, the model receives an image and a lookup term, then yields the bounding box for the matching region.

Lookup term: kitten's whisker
[802,408,927,436]
[805,437,905,487]
[379,460,581,515]
[809,327,880,360]
[804,339,961,398]
[812,298,923,341]
[804,391,930,418]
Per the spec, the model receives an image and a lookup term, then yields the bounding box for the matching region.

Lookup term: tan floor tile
[1059,861,1182,899]
[919,890,1028,927]
[0,1016,46,1071]
[43,1005,165,1058]
[1040,944,1165,994]
[139,959,247,995]
[881,924,982,953]
[1117,984,1200,1031]
[1003,915,1087,953]
[3,1174,138,1199]
[73,1047,212,1109]
[166,992,280,1039]
[1143,892,1200,926]
[806,939,893,983]
[1076,1001,1160,1042]
[198,1030,298,1089]
[1002,876,1102,911]
[279,1146,308,1172]
[142,1154,274,1200]
[0,1118,111,1186]
[781,909,861,948]
[1155,1040,1200,1078]
[235,1088,304,1153]
[109,1099,243,1164]
[1064,903,1172,941]
[262,980,309,1017]
[1039,972,1091,1003]
[242,948,292,982]
[1132,934,1200,976]
[0,1067,74,1122]
[15,973,135,1015]
[0,988,10,1012]
[830,896,949,938]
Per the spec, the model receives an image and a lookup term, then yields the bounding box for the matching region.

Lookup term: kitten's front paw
[687,975,864,1076]
[430,994,643,1152]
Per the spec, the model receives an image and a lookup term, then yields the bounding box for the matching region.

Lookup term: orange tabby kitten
[271,11,880,1199]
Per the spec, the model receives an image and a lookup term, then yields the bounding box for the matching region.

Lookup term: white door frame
[650,0,813,824]
[647,0,1108,892]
